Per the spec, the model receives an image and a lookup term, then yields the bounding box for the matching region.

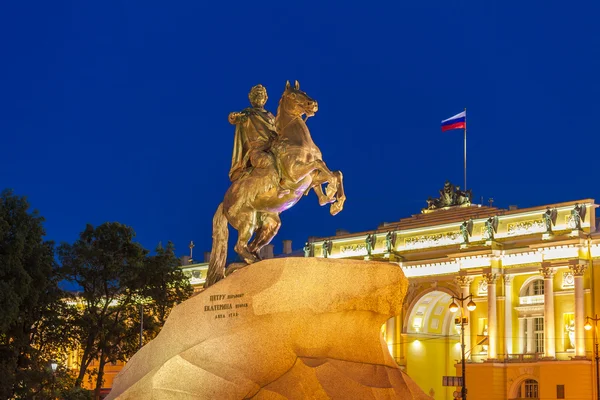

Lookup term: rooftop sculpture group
[424,180,472,212]
[205,81,346,288]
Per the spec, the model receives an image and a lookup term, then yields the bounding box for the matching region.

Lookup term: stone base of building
[460,360,592,399]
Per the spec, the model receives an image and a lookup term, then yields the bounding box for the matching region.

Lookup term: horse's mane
[274,90,288,133]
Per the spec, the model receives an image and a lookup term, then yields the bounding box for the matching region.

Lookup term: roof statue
[423,180,472,212]
[385,231,397,253]
[571,203,586,230]
[485,215,499,240]
[460,219,474,244]
[365,234,376,258]
[205,81,346,288]
[543,207,558,234]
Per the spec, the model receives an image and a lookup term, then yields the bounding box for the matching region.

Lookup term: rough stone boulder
[107,257,431,399]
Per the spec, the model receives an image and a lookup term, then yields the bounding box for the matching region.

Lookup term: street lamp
[49,360,58,400]
[585,315,600,400]
[449,294,476,400]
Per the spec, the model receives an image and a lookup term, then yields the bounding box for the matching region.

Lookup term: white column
[518,318,526,353]
[526,317,534,353]
[570,262,587,357]
[504,274,514,355]
[540,263,556,358]
[484,273,498,359]
[455,276,474,360]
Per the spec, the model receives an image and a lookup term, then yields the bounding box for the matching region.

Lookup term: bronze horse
[205,81,345,287]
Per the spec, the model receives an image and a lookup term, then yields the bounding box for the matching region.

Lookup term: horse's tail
[204,202,228,289]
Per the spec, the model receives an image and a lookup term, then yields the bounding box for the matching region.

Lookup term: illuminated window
[534,318,544,354]
[520,379,539,398]
[523,279,545,296]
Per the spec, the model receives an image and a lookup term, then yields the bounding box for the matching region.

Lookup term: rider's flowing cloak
[229,108,277,182]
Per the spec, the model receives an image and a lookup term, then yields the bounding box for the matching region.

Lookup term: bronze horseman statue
[205,81,346,288]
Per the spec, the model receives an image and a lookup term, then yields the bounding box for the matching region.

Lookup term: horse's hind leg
[232,210,260,264]
[248,213,281,256]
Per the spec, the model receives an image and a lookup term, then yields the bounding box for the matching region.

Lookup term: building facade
[86,186,600,399]
[305,186,598,400]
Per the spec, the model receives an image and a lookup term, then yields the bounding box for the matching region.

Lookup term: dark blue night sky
[2,1,599,257]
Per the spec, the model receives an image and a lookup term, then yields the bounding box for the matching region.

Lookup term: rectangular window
[478,318,488,354]
[533,279,545,295]
[557,384,565,399]
[534,317,544,354]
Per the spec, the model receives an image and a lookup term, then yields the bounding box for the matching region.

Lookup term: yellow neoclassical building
[303,183,598,400]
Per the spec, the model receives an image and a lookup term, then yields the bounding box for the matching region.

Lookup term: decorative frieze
[340,243,366,255]
[506,219,545,236]
[404,231,462,250]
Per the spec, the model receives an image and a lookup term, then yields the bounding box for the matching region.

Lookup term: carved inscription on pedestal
[204,293,248,319]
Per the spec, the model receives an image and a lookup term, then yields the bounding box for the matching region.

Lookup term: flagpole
[464,107,467,191]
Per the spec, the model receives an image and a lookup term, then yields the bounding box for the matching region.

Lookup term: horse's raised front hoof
[325,184,336,199]
[318,196,336,206]
[330,201,344,216]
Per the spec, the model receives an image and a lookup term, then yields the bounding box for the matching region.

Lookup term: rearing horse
[205,81,345,288]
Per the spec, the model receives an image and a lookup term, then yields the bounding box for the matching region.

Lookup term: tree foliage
[0,189,76,399]
[1,191,192,399]
[58,223,192,397]
[142,241,193,327]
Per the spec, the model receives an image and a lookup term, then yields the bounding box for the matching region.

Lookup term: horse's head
[280,80,318,118]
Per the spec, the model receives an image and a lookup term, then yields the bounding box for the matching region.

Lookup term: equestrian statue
[205,81,345,288]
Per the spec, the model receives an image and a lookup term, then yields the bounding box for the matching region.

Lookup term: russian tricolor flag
[441,111,466,132]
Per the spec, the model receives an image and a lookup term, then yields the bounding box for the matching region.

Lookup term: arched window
[519,277,545,300]
[524,279,545,296]
[519,379,539,398]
